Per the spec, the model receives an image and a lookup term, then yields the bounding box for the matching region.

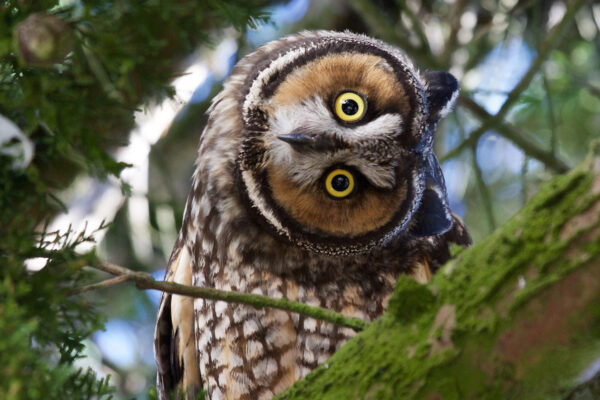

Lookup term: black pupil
[331,174,350,192]
[341,99,359,116]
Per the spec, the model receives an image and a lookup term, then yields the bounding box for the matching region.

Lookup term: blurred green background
[2,0,599,398]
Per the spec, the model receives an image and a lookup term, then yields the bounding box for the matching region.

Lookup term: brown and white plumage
[154,30,471,400]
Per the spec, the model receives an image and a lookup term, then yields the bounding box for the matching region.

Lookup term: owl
[154,30,470,400]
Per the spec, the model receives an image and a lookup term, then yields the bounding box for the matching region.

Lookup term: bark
[275,147,600,400]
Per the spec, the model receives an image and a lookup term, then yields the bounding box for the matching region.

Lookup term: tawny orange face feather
[237,32,458,254]
[269,52,409,113]
[261,52,416,238]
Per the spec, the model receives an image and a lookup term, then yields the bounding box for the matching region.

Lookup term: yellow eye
[325,169,355,198]
[334,92,366,122]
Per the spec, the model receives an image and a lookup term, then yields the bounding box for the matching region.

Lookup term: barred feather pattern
[154,31,471,400]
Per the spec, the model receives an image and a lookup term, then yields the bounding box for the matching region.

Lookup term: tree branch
[442,96,570,173]
[396,0,432,57]
[440,0,584,169]
[348,0,576,175]
[439,0,468,67]
[494,0,586,123]
[470,144,496,232]
[276,152,600,400]
[73,261,369,332]
[346,0,437,67]
[68,275,131,296]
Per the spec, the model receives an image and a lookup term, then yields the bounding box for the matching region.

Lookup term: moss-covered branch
[275,149,600,399]
[73,260,368,332]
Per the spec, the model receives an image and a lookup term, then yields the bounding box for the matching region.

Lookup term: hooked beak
[277,131,340,152]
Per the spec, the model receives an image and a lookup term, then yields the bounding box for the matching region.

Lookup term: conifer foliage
[0,1,268,398]
[2,0,599,398]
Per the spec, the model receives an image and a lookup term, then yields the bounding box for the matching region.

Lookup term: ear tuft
[424,70,459,122]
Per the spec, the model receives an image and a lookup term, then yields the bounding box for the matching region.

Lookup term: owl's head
[226,31,458,255]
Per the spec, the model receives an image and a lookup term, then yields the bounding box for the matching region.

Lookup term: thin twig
[573,75,600,100]
[348,0,574,174]
[494,0,586,123]
[73,261,369,332]
[470,144,496,231]
[543,73,558,158]
[440,116,485,162]
[396,0,432,56]
[520,156,529,206]
[442,0,584,169]
[453,113,496,231]
[443,96,570,173]
[440,0,468,67]
[68,275,132,296]
[346,0,437,67]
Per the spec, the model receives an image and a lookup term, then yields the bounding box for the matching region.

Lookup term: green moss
[387,276,435,323]
[276,156,600,400]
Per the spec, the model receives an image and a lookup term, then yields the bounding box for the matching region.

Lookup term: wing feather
[427,213,472,274]
[154,237,202,399]
[410,213,472,283]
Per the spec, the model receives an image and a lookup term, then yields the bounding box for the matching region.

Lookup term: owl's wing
[154,236,202,399]
[411,212,471,282]
[426,213,472,273]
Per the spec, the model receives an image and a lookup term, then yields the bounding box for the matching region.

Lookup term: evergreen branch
[75,261,369,332]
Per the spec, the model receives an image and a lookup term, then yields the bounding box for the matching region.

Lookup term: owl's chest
[193,260,399,400]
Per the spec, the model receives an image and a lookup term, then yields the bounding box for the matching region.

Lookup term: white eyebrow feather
[268,96,402,143]
[264,96,401,189]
